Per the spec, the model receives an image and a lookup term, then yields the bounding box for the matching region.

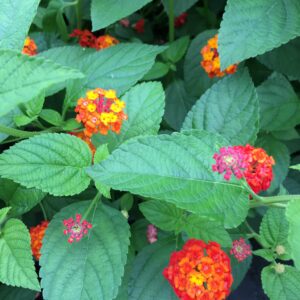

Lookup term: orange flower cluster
[163,239,233,300]
[75,88,127,137]
[22,37,37,56]
[30,220,49,260]
[200,35,237,78]
[69,131,96,155]
[70,29,119,50]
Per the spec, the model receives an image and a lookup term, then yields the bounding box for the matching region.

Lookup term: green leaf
[41,45,165,102]
[184,215,232,247]
[262,265,300,300]
[39,109,63,126]
[0,178,45,217]
[0,219,40,291]
[162,0,198,16]
[286,200,300,270]
[272,128,300,141]
[184,30,219,98]
[258,37,300,81]
[291,164,300,171]
[0,50,84,117]
[129,238,178,300]
[0,133,92,196]
[0,207,11,223]
[120,193,134,212]
[164,79,196,131]
[40,201,130,300]
[259,208,290,251]
[88,130,249,228]
[0,109,19,142]
[257,72,300,131]
[142,62,169,81]
[0,0,40,50]
[218,0,300,69]
[93,82,165,151]
[253,249,274,262]
[161,36,190,63]
[62,119,80,131]
[0,285,36,300]
[140,200,184,232]
[91,0,152,31]
[182,68,259,145]
[256,135,290,192]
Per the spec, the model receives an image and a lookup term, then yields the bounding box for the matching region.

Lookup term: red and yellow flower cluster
[200,35,237,78]
[29,220,49,260]
[213,144,275,194]
[163,239,233,300]
[22,37,37,56]
[75,88,127,137]
[70,29,119,50]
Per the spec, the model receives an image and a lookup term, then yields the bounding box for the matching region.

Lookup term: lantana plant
[0,1,300,300]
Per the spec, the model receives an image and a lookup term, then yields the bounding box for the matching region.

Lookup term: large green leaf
[262,265,300,300]
[0,0,40,50]
[0,285,36,300]
[182,69,258,145]
[164,79,196,131]
[0,179,45,217]
[91,0,152,31]
[260,208,290,253]
[184,30,218,98]
[41,44,165,103]
[162,0,198,16]
[257,72,300,131]
[0,50,84,117]
[258,37,300,81]
[256,135,290,192]
[286,200,300,270]
[88,130,249,228]
[0,133,92,196]
[0,219,40,291]
[129,238,178,300]
[40,201,130,300]
[218,0,300,69]
[93,82,165,151]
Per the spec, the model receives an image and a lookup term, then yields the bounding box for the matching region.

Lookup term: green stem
[39,202,48,221]
[0,137,24,145]
[75,0,82,29]
[244,220,263,246]
[250,194,300,208]
[0,125,39,138]
[168,0,175,42]
[82,193,101,221]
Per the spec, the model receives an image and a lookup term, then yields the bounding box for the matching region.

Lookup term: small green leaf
[91,0,152,30]
[286,200,300,270]
[40,201,130,300]
[94,144,109,164]
[142,62,169,81]
[62,119,80,131]
[0,133,92,196]
[120,193,134,212]
[140,200,185,233]
[0,285,36,300]
[290,164,300,171]
[14,115,36,127]
[161,36,190,63]
[0,207,11,223]
[0,219,40,291]
[129,238,178,300]
[258,72,300,131]
[162,0,198,16]
[182,68,259,145]
[262,265,300,300]
[253,249,274,262]
[218,0,300,69]
[184,215,232,247]
[39,109,63,126]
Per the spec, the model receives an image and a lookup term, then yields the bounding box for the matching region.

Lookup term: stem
[82,193,101,221]
[0,137,24,145]
[0,125,39,138]
[244,220,263,247]
[75,0,82,29]
[168,0,175,42]
[250,194,300,208]
[39,202,48,221]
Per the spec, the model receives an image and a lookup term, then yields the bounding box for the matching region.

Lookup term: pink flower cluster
[147,224,158,244]
[230,238,252,262]
[63,214,92,243]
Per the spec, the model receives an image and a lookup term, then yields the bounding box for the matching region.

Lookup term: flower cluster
[147,224,158,244]
[70,29,119,50]
[163,239,233,300]
[200,34,237,78]
[175,12,188,28]
[230,238,252,262]
[69,131,96,155]
[63,214,92,243]
[22,37,37,56]
[75,88,127,137]
[133,19,145,33]
[212,144,275,194]
[30,220,49,260]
